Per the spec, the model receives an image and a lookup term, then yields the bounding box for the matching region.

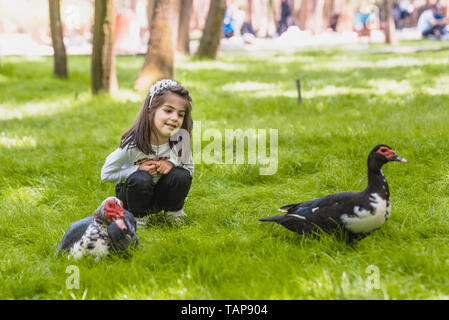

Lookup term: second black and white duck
[259,145,408,242]
[57,197,138,260]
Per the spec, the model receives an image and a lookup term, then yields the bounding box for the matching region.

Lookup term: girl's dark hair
[120,83,193,155]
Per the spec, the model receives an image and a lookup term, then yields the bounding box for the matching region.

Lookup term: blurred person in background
[417,3,449,40]
[277,0,292,35]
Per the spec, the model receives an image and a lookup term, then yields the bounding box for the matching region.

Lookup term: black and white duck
[259,145,408,242]
[57,197,138,260]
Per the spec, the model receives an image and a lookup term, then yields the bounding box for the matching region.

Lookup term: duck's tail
[259,214,286,222]
[259,213,307,234]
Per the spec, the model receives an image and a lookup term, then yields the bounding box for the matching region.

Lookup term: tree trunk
[267,0,277,36]
[298,0,325,33]
[246,0,254,26]
[178,0,194,55]
[147,0,156,33]
[260,0,276,37]
[298,0,309,30]
[323,0,335,29]
[195,0,226,59]
[48,0,67,78]
[446,0,449,19]
[307,0,325,33]
[191,0,211,30]
[383,0,396,44]
[335,0,353,33]
[91,0,118,94]
[135,0,180,92]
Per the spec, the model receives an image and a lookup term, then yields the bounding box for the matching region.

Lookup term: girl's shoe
[165,208,186,222]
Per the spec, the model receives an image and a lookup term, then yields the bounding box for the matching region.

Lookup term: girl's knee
[168,167,192,184]
[126,170,154,190]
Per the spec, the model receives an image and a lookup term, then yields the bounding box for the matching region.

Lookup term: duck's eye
[381,148,387,153]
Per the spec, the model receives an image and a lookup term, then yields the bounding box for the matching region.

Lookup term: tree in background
[91,0,118,94]
[147,0,156,36]
[178,0,194,55]
[297,0,310,30]
[323,0,336,30]
[135,0,180,92]
[245,0,254,30]
[335,0,354,32]
[195,0,226,59]
[267,0,277,36]
[383,0,397,44]
[48,0,67,78]
[309,0,326,33]
[191,0,212,31]
[296,0,326,33]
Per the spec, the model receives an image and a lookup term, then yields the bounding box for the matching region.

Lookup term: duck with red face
[58,197,138,261]
[373,145,408,165]
[104,197,127,231]
[260,145,408,243]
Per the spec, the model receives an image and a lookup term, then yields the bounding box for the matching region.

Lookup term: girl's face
[152,93,187,143]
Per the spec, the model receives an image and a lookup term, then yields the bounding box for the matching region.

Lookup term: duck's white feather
[69,221,110,261]
[340,193,387,233]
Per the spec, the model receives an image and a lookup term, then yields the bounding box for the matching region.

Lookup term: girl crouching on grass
[101,79,193,223]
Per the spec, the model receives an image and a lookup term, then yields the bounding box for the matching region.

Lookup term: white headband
[148,79,179,109]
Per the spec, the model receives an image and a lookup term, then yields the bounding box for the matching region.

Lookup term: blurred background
[1,0,447,56]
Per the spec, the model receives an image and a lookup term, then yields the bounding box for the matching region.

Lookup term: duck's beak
[113,218,127,231]
[392,154,408,163]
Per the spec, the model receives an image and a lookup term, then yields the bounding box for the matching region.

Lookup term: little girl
[101,79,194,222]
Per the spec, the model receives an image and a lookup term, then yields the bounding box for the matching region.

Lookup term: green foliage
[1,44,449,299]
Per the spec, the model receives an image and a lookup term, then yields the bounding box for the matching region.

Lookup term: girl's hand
[139,160,158,177]
[156,160,174,175]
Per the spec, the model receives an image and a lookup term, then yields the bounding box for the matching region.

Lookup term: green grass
[1,42,449,299]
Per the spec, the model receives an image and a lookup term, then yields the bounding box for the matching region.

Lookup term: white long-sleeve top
[101,130,194,184]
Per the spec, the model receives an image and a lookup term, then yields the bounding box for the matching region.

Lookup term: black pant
[422,25,447,37]
[116,167,192,217]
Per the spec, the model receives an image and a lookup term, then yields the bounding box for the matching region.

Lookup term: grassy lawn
[1,43,448,299]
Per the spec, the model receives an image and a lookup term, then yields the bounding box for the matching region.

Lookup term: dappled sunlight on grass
[0,102,60,120]
[0,186,45,208]
[0,89,144,121]
[421,87,448,96]
[112,89,144,103]
[181,60,247,71]
[367,79,413,95]
[222,81,277,92]
[0,133,36,148]
[0,95,90,120]
[421,76,449,95]
[2,56,48,63]
[303,56,449,71]
[303,86,364,98]
[240,83,414,100]
[269,55,317,63]
[253,89,297,98]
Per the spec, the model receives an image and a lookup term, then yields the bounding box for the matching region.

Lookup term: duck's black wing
[281,192,359,216]
[260,192,361,235]
[57,217,92,254]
